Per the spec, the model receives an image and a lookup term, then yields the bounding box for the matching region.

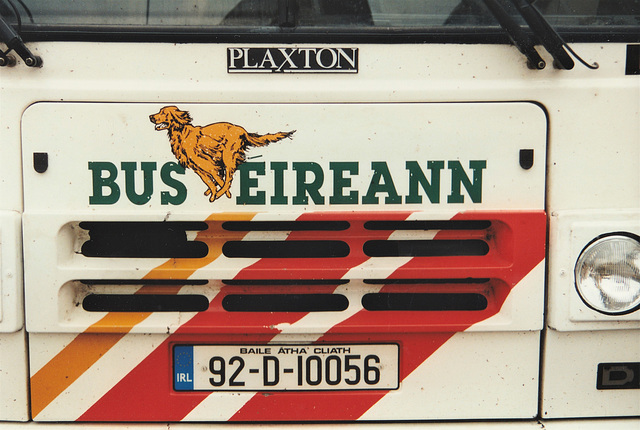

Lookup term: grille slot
[80,222,208,258]
[364,220,491,231]
[363,239,489,257]
[222,294,349,312]
[222,279,348,286]
[222,240,350,258]
[222,221,350,231]
[81,279,208,286]
[364,278,491,285]
[362,293,488,311]
[82,294,209,312]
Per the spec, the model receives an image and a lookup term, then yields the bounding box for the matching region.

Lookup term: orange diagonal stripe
[30,213,256,417]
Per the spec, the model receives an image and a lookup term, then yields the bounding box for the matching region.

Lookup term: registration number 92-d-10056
[174,344,399,391]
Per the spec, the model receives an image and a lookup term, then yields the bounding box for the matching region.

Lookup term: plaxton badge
[228,47,358,73]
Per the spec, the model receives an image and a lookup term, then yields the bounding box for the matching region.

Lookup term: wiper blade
[278,0,297,28]
[509,0,572,69]
[482,0,546,70]
[509,0,598,70]
[484,0,598,70]
[0,13,41,67]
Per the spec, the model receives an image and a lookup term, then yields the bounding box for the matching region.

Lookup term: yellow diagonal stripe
[31,213,255,418]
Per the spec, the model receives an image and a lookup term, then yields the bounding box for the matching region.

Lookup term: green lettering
[160,162,187,205]
[236,162,265,205]
[270,162,288,205]
[330,162,358,204]
[405,160,444,204]
[121,162,156,205]
[88,161,120,205]
[293,162,324,205]
[362,161,401,205]
[447,160,486,203]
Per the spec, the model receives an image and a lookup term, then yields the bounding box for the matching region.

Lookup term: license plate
[174,344,399,391]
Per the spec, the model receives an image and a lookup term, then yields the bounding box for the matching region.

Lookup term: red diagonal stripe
[77,289,302,421]
[229,211,546,421]
[229,333,454,421]
[78,212,412,421]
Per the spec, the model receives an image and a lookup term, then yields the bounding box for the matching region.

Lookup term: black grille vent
[222,294,349,312]
[364,220,491,231]
[83,294,209,312]
[80,222,208,258]
[222,240,350,258]
[363,239,489,257]
[222,221,349,231]
[362,293,488,311]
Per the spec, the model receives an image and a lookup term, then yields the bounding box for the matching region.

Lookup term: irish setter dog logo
[150,106,294,202]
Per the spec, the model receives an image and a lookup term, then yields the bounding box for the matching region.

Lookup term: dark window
[1,0,638,41]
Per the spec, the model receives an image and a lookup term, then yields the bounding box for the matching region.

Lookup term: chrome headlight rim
[574,232,640,316]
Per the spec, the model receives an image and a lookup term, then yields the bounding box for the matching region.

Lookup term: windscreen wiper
[278,0,297,28]
[0,13,41,67]
[482,0,546,69]
[484,0,597,70]
[510,0,598,70]
[509,0,575,69]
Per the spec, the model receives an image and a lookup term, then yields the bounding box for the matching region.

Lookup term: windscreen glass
[1,0,638,38]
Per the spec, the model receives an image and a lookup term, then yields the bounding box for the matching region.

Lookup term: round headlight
[575,234,640,315]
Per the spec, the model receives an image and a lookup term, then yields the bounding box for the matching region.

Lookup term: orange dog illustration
[150,106,294,202]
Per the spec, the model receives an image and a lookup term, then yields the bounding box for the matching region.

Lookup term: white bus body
[0,1,638,428]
